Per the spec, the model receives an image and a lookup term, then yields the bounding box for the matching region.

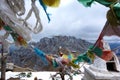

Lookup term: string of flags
[77,0,120,61]
[32,39,114,69]
[78,0,120,26]
[0,0,60,48]
[31,0,119,69]
[1,0,120,46]
[0,0,120,67]
[31,45,80,68]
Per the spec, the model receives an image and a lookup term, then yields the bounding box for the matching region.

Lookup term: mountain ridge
[7,36,93,71]
[7,36,120,71]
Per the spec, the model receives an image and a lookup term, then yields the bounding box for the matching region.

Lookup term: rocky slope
[7,36,93,71]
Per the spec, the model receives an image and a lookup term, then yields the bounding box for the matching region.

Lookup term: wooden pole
[1,43,6,80]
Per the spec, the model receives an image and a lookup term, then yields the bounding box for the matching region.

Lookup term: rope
[79,62,85,69]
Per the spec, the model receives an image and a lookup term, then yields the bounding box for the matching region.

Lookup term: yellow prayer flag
[42,0,60,7]
[62,54,68,59]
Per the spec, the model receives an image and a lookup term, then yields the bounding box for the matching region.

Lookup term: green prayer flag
[90,46,103,57]
[3,25,12,31]
[82,53,92,63]
[77,0,94,7]
[52,59,58,68]
[113,3,120,19]
[95,0,116,7]
[73,53,92,64]
[78,0,117,7]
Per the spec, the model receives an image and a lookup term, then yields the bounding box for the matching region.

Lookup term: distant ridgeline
[7,36,93,71]
[110,43,120,56]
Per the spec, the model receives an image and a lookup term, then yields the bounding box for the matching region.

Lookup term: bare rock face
[7,36,93,71]
[36,36,92,54]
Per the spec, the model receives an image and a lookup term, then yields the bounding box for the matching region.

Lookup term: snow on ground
[6,71,84,80]
[2,63,88,80]
[6,71,56,80]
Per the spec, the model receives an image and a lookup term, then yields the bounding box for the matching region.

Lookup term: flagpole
[93,21,109,48]
[0,42,6,80]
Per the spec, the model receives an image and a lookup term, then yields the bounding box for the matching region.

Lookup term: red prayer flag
[101,50,113,61]
[93,21,118,61]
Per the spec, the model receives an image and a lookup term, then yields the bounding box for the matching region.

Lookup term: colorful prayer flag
[42,0,60,7]
[33,47,48,65]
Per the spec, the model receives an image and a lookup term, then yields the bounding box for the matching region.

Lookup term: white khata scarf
[0,0,43,48]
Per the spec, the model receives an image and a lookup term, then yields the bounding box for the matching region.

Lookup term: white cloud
[31,1,109,42]
[1,1,119,43]
[60,0,74,7]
